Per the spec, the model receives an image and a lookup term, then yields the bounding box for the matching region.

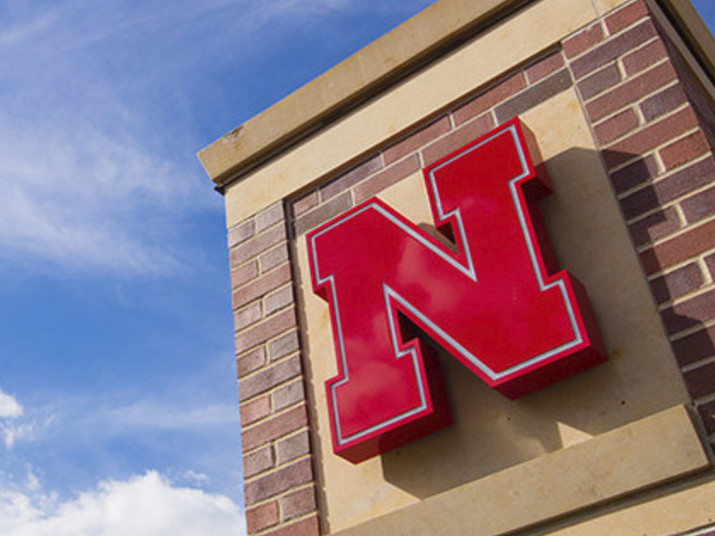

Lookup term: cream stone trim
[330,405,711,536]
[221,0,601,228]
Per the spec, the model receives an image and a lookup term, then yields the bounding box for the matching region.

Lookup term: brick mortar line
[699,256,715,285]
[563,21,607,62]
[253,513,318,536]
[238,351,304,388]
[236,327,296,357]
[681,354,715,374]
[654,281,715,310]
[633,213,715,254]
[243,453,314,487]
[231,258,291,297]
[241,426,311,458]
[668,317,715,343]
[646,244,715,280]
[693,392,715,406]
[588,67,678,128]
[229,221,287,253]
[240,401,307,432]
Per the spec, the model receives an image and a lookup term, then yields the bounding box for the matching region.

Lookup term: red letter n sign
[307,118,606,463]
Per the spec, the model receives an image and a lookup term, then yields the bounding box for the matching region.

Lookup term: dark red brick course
[672,325,715,367]
[563,22,605,59]
[239,353,303,402]
[294,191,353,236]
[639,84,688,122]
[577,63,622,101]
[495,69,573,123]
[621,39,668,76]
[423,113,495,166]
[281,486,318,522]
[659,131,710,170]
[242,405,308,453]
[384,116,451,165]
[640,219,715,274]
[660,289,715,336]
[593,108,639,145]
[244,446,275,478]
[628,207,681,247]
[697,398,715,435]
[320,154,382,201]
[525,51,565,84]
[246,501,279,533]
[681,184,715,224]
[605,0,649,34]
[241,394,271,427]
[610,155,659,194]
[244,457,314,505]
[353,154,421,203]
[452,72,525,125]
[235,307,297,355]
[683,359,715,399]
[649,263,703,304]
[263,515,320,536]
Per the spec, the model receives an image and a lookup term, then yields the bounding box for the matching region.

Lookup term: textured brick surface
[320,154,382,201]
[242,405,308,453]
[683,359,715,399]
[495,69,572,123]
[246,501,279,534]
[610,154,659,194]
[244,457,314,504]
[681,185,715,224]
[578,63,622,100]
[235,307,297,355]
[233,264,292,309]
[605,0,648,34]
[272,379,305,411]
[384,116,451,165]
[239,354,303,402]
[244,446,275,478]
[660,289,715,336]
[231,261,259,290]
[628,207,681,246]
[281,486,318,522]
[639,83,687,122]
[452,72,526,125]
[672,325,715,367]
[640,219,715,275]
[563,22,604,58]
[228,219,255,248]
[294,191,353,236]
[593,108,639,145]
[622,39,668,76]
[240,395,271,427]
[238,347,267,378]
[660,131,709,171]
[525,51,565,84]
[423,113,495,166]
[256,202,285,233]
[268,330,301,360]
[263,515,320,536]
[276,430,311,464]
[353,154,421,203]
[649,263,703,304]
[260,245,290,273]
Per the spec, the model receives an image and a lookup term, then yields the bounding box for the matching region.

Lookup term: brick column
[562,0,715,453]
[228,202,320,536]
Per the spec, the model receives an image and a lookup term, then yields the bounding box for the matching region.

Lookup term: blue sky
[0,1,712,534]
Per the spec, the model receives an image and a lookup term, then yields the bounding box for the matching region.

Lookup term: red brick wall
[227,1,715,533]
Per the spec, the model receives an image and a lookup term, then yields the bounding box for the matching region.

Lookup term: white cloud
[0,389,23,419]
[0,471,245,536]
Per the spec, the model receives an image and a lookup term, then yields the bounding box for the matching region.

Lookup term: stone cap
[198,0,715,190]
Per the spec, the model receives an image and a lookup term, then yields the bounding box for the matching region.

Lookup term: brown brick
[260,244,289,273]
[291,191,318,217]
[525,51,565,84]
[320,154,382,201]
[353,154,421,203]
[294,191,352,236]
[228,219,255,248]
[706,253,715,280]
[628,206,681,246]
[239,354,303,402]
[264,285,294,316]
[495,69,572,123]
[244,445,274,478]
[672,325,715,367]
[242,405,308,454]
[240,395,271,427]
[586,61,677,123]
[276,430,311,465]
[268,330,301,361]
[659,131,710,170]
[235,302,262,331]
[230,260,259,291]
[230,224,287,269]
[578,63,622,101]
[280,486,317,522]
[236,306,296,356]
[660,289,715,335]
[452,72,526,125]
[273,379,306,411]
[246,501,279,533]
[594,108,639,145]
[604,107,698,170]
[605,0,649,35]
[569,19,657,79]
[423,113,495,166]
[649,263,703,304]
[237,346,266,377]
[256,202,285,233]
[683,359,715,399]
[640,84,688,123]
[384,116,451,165]
[563,22,605,59]
[233,264,292,309]
[681,185,715,224]
[263,515,320,536]
[640,219,715,274]
[244,457,313,504]
[610,154,659,194]
[622,39,668,76]
[620,156,715,220]
[698,398,715,435]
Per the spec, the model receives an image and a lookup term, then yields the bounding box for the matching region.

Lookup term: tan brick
[263,515,320,536]
[353,154,421,203]
[563,21,605,59]
[227,219,254,248]
[640,219,715,275]
[294,191,352,236]
[594,108,639,145]
[240,395,271,427]
[276,430,311,465]
[423,113,495,166]
[604,107,698,170]
[244,445,274,478]
[452,72,526,125]
[384,116,451,165]
[525,51,565,84]
[244,457,313,505]
[246,501,279,533]
[272,379,305,411]
[235,302,262,331]
[242,405,308,454]
[280,486,317,522]
[659,131,710,171]
[230,224,287,269]
[237,346,266,378]
[233,264,292,309]
[256,202,285,233]
[239,354,303,402]
[586,61,677,123]
[622,39,668,76]
[605,0,649,35]
[649,263,703,304]
[569,19,657,79]
[320,154,382,201]
[495,69,572,123]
